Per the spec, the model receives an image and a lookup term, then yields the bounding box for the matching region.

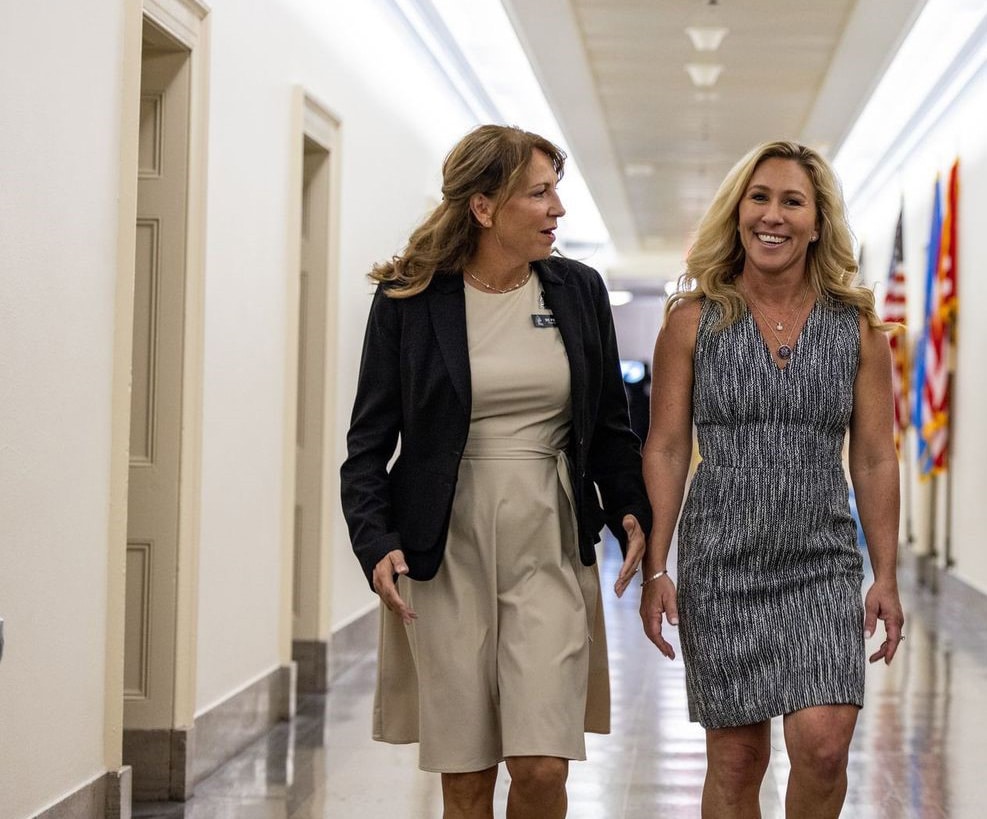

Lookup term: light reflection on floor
[134,537,986,818]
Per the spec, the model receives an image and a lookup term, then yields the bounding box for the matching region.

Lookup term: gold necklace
[744,285,810,361]
[465,266,532,294]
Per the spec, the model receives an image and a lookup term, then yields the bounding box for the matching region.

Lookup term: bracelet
[641,569,668,587]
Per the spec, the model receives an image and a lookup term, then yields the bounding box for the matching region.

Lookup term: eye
[749,192,768,202]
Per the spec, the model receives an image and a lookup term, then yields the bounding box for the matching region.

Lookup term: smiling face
[738,157,819,279]
[480,149,566,265]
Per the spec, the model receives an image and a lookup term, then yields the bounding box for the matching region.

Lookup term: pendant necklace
[745,285,810,360]
[465,265,532,294]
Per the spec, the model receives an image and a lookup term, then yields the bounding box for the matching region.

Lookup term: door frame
[108,0,209,783]
[280,88,343,689]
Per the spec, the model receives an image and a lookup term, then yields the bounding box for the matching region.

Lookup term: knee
[442,768,497,808]
[791,735,850,783]
[708,741,770,796]
[506,756,568,797]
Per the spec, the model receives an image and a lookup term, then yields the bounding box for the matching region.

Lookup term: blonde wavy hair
[667,140,890,331]
[371,125,565,298]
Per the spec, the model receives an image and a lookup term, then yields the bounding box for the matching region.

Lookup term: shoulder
[857,311,891,362]
[538,255,605,293]
[665,296,703,335]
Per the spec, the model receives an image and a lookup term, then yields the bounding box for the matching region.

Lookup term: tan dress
[372,272,610,773]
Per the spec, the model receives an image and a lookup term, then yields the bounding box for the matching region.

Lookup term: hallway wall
[0,1,131,816]
[849,42,987,596]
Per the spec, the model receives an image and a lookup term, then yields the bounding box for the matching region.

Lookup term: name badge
[531,313,558,328]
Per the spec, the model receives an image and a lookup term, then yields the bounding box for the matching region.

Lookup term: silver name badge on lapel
[531,314,557,328]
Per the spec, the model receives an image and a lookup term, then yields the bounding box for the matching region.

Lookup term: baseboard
[900,549,987,653]
[33,767,132,819]
[126,664,294,801]
[327,605,378,686]
[122,727,193,802]
[292,638,330,693]
[293,606,378,694]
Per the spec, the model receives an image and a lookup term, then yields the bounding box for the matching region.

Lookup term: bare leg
[702,721,771,818]
[783,705,858,818]
[505,756,569,819]
[441,766,498,819]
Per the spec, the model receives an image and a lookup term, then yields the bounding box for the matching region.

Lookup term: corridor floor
[134,541,987,818]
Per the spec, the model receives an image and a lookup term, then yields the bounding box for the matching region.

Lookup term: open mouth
[755,233,787,245]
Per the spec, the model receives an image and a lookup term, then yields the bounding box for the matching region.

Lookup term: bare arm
[639,299,700,658]
[849,316,904,664]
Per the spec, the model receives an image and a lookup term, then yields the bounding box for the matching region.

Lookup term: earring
[811,233,818,242]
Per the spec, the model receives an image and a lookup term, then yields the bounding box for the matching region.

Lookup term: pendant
[778,345,793,360]
[775,322,783,331]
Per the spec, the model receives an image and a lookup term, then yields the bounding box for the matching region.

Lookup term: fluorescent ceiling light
[608,290,634,306]
[685,63,723,88]
[624,163,655,177]
[685,26,729,51]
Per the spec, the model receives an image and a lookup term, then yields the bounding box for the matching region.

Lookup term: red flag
[921,160,959,474]
[882,209,908,452]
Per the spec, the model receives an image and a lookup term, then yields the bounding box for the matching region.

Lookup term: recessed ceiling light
[685,63,724,87]
[685,26,729,51]
[624,163,656,177]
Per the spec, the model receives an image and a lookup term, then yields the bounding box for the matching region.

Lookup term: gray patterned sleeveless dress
[677,298,866,729]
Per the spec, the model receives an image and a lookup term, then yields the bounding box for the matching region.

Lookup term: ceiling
[500,0,928,284]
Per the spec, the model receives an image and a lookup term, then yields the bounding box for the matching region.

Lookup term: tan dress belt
[462,436,597,638]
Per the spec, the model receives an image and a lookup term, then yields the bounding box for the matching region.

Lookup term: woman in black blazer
[340,125,651,817]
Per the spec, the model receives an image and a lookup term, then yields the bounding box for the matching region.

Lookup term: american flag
[883,209,908,452]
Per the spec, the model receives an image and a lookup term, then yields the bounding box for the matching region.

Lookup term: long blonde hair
[668,140,890,330]
[371,125,566,298]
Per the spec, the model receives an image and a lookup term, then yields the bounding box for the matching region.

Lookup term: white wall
[0,1,128,816]
[848,46,987,595]
[194,0,476,711]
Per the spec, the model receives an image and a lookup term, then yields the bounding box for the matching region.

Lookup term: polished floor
[134,539,987,818]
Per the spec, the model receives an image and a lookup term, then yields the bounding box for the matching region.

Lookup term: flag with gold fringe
[883,208,908,452]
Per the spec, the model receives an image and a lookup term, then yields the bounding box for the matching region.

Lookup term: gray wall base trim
[126,664,294,802]
[33,767,132,819]
[903,548,987,614]
[294,607,378,694]
[327,606,378,686]
[122,727,193,802]
[292,638,330,693]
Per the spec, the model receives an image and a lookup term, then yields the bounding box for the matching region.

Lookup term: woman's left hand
[864,579,905,665]
[614,514,646,597]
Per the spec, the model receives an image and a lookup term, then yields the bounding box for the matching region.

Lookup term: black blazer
[340,256,652,588]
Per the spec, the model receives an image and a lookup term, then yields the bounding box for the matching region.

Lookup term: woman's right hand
[373,550,417,625]
[640,574,679,660]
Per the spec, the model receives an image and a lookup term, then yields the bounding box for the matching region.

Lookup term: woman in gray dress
[341,125,652,818]
[639,141,905,817]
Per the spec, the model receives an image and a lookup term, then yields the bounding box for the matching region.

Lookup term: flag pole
[924,476,938,592]
[943,369,956,570]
